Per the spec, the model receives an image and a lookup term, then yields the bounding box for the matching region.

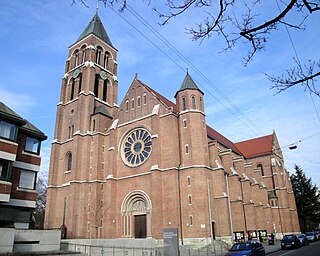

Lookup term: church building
[44,12,300,245]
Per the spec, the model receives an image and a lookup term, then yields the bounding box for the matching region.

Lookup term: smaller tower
[175,72,208,166]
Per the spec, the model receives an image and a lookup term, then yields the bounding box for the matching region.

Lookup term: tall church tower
[45,12,118,238]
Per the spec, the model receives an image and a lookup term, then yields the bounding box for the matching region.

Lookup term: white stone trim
[0,151,16,161]
[2,198,36,208]
[22,151,41,159]
[0,138,18,146]
[48,179,106,188]
[13,161,40,172]
[0,180,11,185]
[16,187,37,193]
[108,146,115,151]
[117,113,156,128]
[0,193,10,202]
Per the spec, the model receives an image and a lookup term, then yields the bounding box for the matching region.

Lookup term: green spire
[175,71,203,97]
[75,12,114,47]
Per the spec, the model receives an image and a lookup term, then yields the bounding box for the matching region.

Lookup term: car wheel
[281,246,285,250]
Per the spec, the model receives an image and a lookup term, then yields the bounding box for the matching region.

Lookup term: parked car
[225,240,266,256]
[305,231,317,242]
[296,234,309,246]
[281,234,301,249]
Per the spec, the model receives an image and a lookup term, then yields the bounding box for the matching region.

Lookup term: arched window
[81,48,86,63]
[191,96,196,109]
[104,52,110,69]
[93,120,96,131]
[103,79,108,102]
[94,74,99,97]
[70,79,75,100]
[78,73,82,94]
[67,153,72,171]
[68,126,71,139]
[74,50,79,67]
[182,97,187,111]
[200,97,203,111]
[257,164,264,176]
[96,47,102,64]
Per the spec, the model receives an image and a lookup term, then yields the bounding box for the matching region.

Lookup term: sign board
[163,228,179,256]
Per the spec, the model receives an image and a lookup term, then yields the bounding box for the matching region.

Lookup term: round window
[121,128,152,167]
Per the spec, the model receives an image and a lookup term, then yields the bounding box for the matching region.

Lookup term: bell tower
[45,12,118,238]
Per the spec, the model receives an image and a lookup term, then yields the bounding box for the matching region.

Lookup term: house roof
[74,12,114,48]
[175,72,203,97]
[137,78,178,112]
[206,125,242,155]
[133,78,274,159]
[21,120,47,141]
[0,101,25,125]
[94,105,112,118]
[0,101,47,140]
[234,134,273,158]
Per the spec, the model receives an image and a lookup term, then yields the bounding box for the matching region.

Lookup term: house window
[0,120,17,141]
[191,96,196,109]
[132,98,135,109]
[67,153,72,171]
[93,120,96,132]
[188,195,192,205]
[125,100,129,112]
[25,137,40,154]
[0,159,11,181]
[19,170,36,190]
[185,144,189,154]
[143,93,147,105]
[137,96,141,107]
[200,97,203,111]
[74,50,79,67]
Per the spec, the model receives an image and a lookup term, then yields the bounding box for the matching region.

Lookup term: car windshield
[297,234,304,238]
[230,242,252,251]
[283,235,295,240]
[306,232,314,236]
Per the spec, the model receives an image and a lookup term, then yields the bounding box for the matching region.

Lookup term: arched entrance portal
[121,190,152,238]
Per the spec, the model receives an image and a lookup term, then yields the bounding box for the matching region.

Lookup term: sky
[0,0,319,185]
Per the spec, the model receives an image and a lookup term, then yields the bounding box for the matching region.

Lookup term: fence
[62,241,229,256]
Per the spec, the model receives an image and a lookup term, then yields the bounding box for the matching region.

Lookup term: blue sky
[0,1,319,185]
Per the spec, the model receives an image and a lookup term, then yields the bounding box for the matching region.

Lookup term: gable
[113,77,177,125]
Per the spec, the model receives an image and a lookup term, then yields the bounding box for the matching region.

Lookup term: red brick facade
[45,13,300,245]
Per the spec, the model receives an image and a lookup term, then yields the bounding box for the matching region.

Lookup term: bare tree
[31,175,47,229]
[74,0,320,96]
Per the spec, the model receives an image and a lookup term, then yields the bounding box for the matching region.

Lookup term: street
[268,241,320,256]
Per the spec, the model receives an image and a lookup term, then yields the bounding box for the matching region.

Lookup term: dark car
[305,231,317,242]
[225,240,266,256]
[281,234,301,249]
[296,233,309,246]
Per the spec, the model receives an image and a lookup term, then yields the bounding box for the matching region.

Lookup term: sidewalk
[264,240,281,254]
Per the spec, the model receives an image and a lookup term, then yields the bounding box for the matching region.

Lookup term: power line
[107,2,267,139]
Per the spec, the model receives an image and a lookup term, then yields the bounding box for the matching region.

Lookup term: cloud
[0,88,38,117]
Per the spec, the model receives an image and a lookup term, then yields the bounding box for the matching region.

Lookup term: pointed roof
[0,101,25,125]
[93,105,112,118]
[75,12,114,47]
[175,72,203,97]
[234,134,273,158]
